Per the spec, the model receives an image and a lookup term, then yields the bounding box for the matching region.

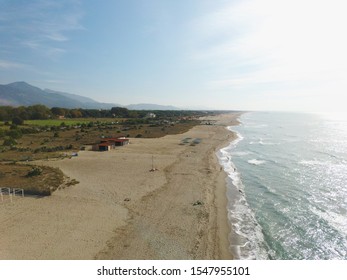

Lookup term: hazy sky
[1,0,346,111]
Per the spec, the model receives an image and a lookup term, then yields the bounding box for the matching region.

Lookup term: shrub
[6,129,22,139]
[3,137,17,146]
[26,167,43,177]
[12,116,24,125]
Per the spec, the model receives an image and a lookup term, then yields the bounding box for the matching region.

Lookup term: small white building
[145,113,156,118]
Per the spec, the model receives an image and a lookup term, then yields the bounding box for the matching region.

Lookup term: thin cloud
[0,0,84,58]
[45,33,69,42]
[22,40,41,50]
[46,48,67,59]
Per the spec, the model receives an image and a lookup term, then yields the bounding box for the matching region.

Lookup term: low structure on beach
[92,137,130,151]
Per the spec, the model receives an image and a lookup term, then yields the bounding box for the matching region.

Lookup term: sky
[1,0,347,111]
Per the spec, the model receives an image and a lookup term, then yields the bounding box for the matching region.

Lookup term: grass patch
[0,163,64,196]
[0,119,199,162]
[24,119,90,126]
[24,118,123,127]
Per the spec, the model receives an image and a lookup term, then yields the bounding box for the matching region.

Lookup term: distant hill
[0,82,181,110]
[0,82,122,109]
[43,88,121,109]
[0,82,84,108]
[44,88,99,104]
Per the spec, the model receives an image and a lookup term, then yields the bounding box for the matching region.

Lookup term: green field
[24,119,89,126]
[24,118,119,126]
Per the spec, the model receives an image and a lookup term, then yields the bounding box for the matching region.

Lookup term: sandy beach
[0,113,239,260]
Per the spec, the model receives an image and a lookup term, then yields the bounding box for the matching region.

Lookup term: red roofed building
[92,137,130,151]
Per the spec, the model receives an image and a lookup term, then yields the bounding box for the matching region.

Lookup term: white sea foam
[217,128,270,259]
[248,159,266,165]
[226,111,347,259]
[249,138,278,145]
[227,197,269,259]
[226,128,243,144]
[232,151,252,156]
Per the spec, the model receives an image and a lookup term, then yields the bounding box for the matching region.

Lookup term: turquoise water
[218,112,347,259]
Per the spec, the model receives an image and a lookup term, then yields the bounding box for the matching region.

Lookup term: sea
[217,111,347,260]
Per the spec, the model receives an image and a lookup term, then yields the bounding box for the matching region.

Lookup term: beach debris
[124,198,131,202]
[181,137,192,144]
[65,179,79,187]
[149,155,159,172]
[149,168,158,172]
[179,137,192,145]
[192,200,203,206]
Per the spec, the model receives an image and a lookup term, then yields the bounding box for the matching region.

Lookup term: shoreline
[0,113,240,259]
[214,114,241,259]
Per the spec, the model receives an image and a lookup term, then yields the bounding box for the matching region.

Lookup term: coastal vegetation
[0,163,64,196]
[0,105,230,161]
[0,105,232,196]
[0,105,215,121]
[0,105,217,162]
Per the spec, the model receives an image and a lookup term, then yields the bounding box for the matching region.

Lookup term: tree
[0,106,12,121]
[13,106,30,120]
[28,105,50,119]
[12,116,24,125]
[111,107,129,118]
[69,109,82,118]
[128,111,139,118]
[51,107,66,117]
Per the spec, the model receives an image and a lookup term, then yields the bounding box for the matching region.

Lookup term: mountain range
[0,82,180,110]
